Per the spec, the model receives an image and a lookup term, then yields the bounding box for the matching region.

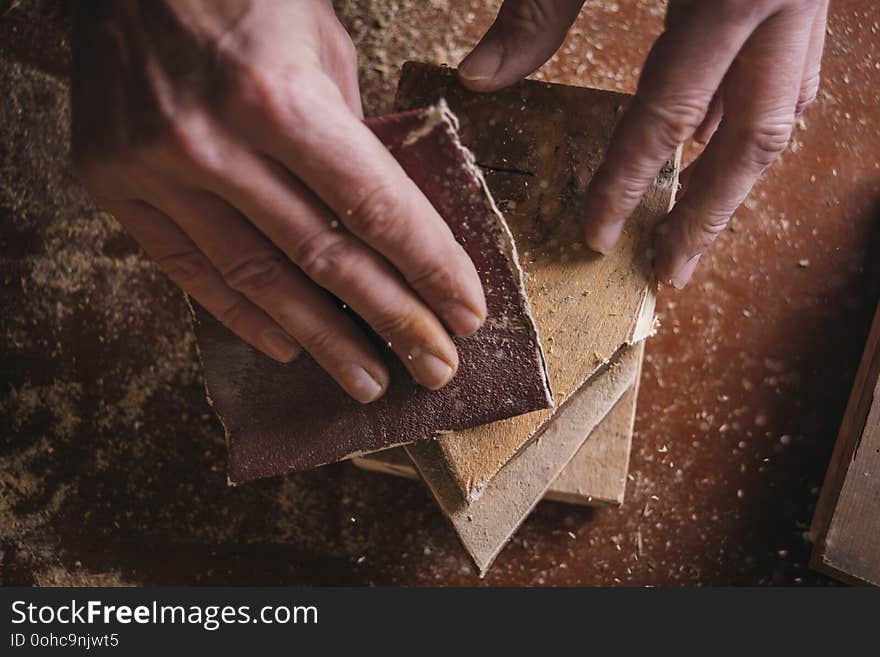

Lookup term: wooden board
[354,381,640,507]
[413,343,643,575]
[545,382,639,507]
[811,301,880,586]
[396,63,679,502]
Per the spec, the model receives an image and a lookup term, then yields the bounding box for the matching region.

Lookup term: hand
[458,0,828,288]
[71,0,486,403]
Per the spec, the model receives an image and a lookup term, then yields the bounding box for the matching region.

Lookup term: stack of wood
[194,63,680,574]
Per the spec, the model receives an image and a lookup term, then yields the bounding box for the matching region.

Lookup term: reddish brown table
[1,0,878,585]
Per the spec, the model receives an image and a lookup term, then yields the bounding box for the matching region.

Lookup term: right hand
[71,0,486,403]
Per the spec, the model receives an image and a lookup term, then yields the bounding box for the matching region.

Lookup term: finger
[195,150,461,391]
[143,187,396,403]
[102,198,302,365]
[136,111,462,391]
[796,0,829,115]
[581,0,776,254]
[236,74,487,338]
[457,0,585,92]
[654,6,813,289]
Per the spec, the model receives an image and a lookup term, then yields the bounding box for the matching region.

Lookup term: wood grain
[413,344,643,574]
[396,63,679,501]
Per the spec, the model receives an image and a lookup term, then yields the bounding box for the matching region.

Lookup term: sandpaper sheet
[354,381,639,507]
[193,103,552,482]
[396,63,680,501]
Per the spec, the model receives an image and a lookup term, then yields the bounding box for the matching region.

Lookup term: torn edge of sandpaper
[412,343,644,576]
[190,102,554,481]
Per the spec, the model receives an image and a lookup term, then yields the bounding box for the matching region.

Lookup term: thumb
[458,0,585,92]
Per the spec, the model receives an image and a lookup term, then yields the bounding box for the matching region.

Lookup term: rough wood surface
[194,104,551,481]
[354,381,640,507]
[811,301,880,585]
[547,383,639,507]
[412,344,643,574]
[397,63,679,501]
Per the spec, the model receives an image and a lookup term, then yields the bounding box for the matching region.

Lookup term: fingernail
[262,329,300,362]
[669,253,701,290]
[584,223,618,255]
[458,39,504,82]
[408,346,456,390]
[444,302,484,337]
[340,364,385,404]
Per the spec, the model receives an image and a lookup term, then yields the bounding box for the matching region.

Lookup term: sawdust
[1,0,873,586]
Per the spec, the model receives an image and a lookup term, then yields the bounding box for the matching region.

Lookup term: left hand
[458,0,828,288]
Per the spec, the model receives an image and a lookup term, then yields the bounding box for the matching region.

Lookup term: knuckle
[234,65,287,120]
[690,215,729,253]
[222,254,288,299]
[500,0,555,32]
[408,262,455,298]
[636,93,711,146]
[233,63,325,129]
[159,116,222,173]
[593,168,648,210]
[371,306,418,342]
[742,119,792,168]
[796,73,820,114]
[298,325,336,358]
[347,183,404,242]
[157,249,211,288]
[217,298,249,330]
[296,230,355,285]
[716,0,766,25]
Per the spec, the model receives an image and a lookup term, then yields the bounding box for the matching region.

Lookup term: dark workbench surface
[1,0,878,586]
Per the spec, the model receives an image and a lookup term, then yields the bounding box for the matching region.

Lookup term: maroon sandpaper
[192,104,552,483]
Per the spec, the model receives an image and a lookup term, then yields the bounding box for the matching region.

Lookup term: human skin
[71,0,827,402]
[71,0,487,404]
[459,0,828,288]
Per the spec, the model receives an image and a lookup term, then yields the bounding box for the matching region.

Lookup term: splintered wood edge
[627,143,682,346]
[408,344,642,576]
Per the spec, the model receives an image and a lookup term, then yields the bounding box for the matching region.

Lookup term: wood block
[396,63,679,501]
[416,343,643,575]
[193,104,551,482]
[543,381,639,507]
[811,301,880,586]
[354,381,640,507]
